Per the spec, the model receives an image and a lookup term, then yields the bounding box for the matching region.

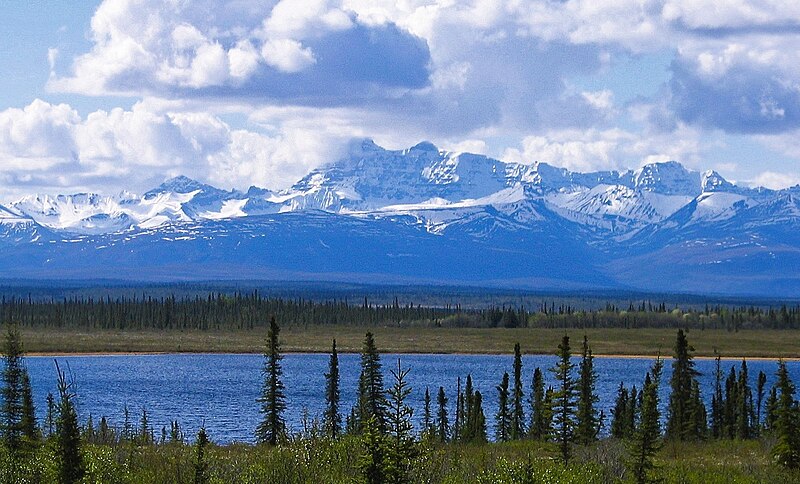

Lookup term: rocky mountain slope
[1,140,797,297]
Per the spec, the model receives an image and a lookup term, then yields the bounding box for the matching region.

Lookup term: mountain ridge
[0,140,797,297]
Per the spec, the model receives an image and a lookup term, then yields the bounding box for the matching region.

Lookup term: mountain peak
[629,160,701,195]
[146,176,212,196]
[409,141,439,152]
[701,170,733,192]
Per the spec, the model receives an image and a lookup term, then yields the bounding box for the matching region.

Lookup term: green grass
[4,437,798,483]
[20,326,800,358]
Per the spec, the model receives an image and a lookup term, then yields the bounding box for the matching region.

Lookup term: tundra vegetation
[2,320,800,483]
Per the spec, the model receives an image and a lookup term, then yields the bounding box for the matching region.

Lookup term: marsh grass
[19,327,800,358]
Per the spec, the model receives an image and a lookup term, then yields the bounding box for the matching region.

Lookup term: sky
[1,0,800,199]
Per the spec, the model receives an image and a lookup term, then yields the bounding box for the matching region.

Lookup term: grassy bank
[4,437,797,484]
[19,326,800,358]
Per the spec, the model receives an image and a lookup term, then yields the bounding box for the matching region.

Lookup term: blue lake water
[23,354,800,443]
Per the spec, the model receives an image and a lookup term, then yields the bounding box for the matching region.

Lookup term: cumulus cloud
[0,99,368,199]
[12,0,800,194]
[749,171,800,190]
[501,124,709,174]
[48,0,431,103]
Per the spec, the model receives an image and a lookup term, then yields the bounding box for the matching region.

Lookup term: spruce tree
[772,360,800,468]
[626,385,639,438]
[495,372,512,442]
[453,377,463,441]
[511,343,525,439]
[666,329,703,441]
[436,386,449,442]
[529,367,547,440]
[711,353,724,438]
[20,371,37,446]
[46,392,55,437]
[1,324,25,456]
[735,359,754,439]
[468,390,487,443]
[357,332,386,433]
[549,334,577,465]
[359,416,388,484]
[423,387,433,439]
[139,407,150,445]
[575,335,599,445]
[256,316,286,445]
[629,358,663,484]
[756,370,767,435]
[324,339,341,439]
[194,427,209,484]
[459,375,475,441]
[611,382,629,439]
[384,359,416,484]
[766,386,779,431]
[55,361,84,484]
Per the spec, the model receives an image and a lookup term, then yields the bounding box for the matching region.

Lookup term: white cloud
[0,99,366,198]
[749,171,800,190]
[25,0,800,193]
[261,39,316,73]
[501,124,709,173]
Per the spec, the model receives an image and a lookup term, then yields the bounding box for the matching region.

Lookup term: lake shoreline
[24,350,800,361]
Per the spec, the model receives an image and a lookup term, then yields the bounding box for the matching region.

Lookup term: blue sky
[1,0,799,198]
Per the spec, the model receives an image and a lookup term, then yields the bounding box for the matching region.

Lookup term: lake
[23,353,799,443]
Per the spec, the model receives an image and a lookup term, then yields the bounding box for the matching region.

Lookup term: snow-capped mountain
[1,140,798,297]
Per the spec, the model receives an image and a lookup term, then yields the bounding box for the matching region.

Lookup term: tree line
[3,321,800,483]
[1,291,799,330]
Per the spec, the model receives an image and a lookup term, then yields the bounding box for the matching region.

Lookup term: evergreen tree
[357,332,386,433]
[46,392,55,437]
[359,417,388,484]
[711,353,724,438]
[139,407,150,445]
[495,372,512,442]
[772,360,800,468]
[511,343,525,439]
[766,386,779,431]
[453,377,463,441]
[610,382,629,439]
[170,420,183,443]
[666,329,703,441]
[756,370,767,435]
[324,339,341,439]
[55,361,84,484]
[459,375,476,442]
[735,359,754,439]
[423,387,434,439]
[629,358,663,484]
[468,390,487,443]
[1,324,25,456]
[625,385,639,438]
[194,427,209,484]
[20,371,37,446]
[549,334,577,465]
[256,316,286,445]
[576,335,599,445]
[723,366,737,438]
[529,367,547,440]
[384,359,417,483]
[436,386,449,442]
[98,417,112,445]
[122,405,132,441]
[84,414,95,444]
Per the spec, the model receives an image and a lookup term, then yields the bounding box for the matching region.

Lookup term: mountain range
[1,139,798,297]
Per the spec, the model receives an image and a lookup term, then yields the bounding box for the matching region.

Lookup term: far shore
[23,350,800,361]
[16,326,800,360]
